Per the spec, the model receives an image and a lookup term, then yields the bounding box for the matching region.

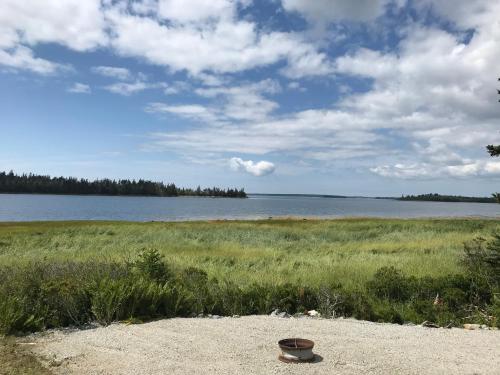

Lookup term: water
[0,193,498,221]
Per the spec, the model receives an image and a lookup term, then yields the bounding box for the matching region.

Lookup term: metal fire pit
[278,338,315,363]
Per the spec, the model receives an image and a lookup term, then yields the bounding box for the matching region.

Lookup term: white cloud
[91,66,131,80]
[104,80,167,96]
[0,0,105,75]
[371,160,500,179]
[145,103,220,124]
[0,46,63,74]
[105,6,332,78]
[0,0,107,51]
[67,83,91,94]
[281,0,392,23]
[0,1,332,79]
[194,79,281,121]
[229,157,275,176]
[158,0,237,23]
[146,3,500,175]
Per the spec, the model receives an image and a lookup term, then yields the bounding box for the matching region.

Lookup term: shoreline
[0,215,499,224]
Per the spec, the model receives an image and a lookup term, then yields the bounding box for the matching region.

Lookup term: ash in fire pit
[278,338,316,363]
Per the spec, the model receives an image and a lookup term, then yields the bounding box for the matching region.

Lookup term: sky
[0,0,500,196]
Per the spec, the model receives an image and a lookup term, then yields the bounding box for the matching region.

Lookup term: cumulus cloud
[67,83,91,94]
[105,5,332,78]
[229,157,275,176]
[0,0,332,79]
[371,161,500,179]
[281,0,392,23]
[0,0,107,51]
[0,46,63,74]
[2,0,500,186]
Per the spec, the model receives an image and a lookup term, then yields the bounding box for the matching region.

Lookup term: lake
[0,193,498,221]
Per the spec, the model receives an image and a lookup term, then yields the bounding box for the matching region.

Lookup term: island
[0,171,247,198]
[398,193,497,204]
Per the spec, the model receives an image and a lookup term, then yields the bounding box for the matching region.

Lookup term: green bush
[132,248,171,283]
[368,266,412,302]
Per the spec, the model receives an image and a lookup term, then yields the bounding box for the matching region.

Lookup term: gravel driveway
[31,316,500,375]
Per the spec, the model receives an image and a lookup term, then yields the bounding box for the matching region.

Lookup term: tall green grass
[0,218,496,287]
[0,218,498,334]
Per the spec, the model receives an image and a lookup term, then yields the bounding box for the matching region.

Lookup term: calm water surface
[0,194,498,221]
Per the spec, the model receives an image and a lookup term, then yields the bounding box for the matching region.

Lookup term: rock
[270,309,280,317]
[211,315,222,319]
[307,310,321,317]
[421,321,440,328]
[232,315,240,318]
[270,309,290,318]
[464,324,481,330]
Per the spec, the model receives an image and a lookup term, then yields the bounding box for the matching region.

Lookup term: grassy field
[0,218,498,333]
[1,218,498,287]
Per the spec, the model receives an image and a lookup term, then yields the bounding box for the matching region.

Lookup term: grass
[0,219,500,286]
[0,218,499,334]
[0,218,497,287]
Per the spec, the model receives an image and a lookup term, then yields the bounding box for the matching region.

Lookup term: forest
[0,171,247,198]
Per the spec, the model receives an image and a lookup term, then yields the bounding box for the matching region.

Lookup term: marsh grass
[0,218,498,333]
[1,218,496,286]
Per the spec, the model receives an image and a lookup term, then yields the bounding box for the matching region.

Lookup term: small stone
[421,321,439,328]
[211,315,222,319]
[270,309,280,317]
[232,315,240,318]
[307,310,321,317]
[463,324,481,330]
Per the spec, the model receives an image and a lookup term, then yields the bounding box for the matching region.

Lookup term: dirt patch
[31,316,499,375]
[0,338,52,375]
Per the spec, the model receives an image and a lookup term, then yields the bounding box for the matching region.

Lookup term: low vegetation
[0,219,499,334]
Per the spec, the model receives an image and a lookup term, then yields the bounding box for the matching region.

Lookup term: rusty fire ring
[278,338,315,363]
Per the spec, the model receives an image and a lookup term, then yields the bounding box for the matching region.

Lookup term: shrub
[368,266,412,302]
[0,295,44,335]
[463,234,500,289]
[90,278,134,325]
[39,278,91,327]
[132,248,171,283]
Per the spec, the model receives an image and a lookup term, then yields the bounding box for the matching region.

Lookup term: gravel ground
[31,316,500,375]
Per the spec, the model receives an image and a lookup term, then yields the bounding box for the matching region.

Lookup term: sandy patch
[31,316,500,375]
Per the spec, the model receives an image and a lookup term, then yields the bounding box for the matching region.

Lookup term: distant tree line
[0,171,247,198]
[398,193,496,204]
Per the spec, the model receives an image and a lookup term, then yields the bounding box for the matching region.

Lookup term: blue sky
[1,0,500,195]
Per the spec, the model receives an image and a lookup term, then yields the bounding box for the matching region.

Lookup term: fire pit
[278,338,315,363]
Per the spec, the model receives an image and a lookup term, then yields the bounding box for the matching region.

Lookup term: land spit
[30,316,499,375]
